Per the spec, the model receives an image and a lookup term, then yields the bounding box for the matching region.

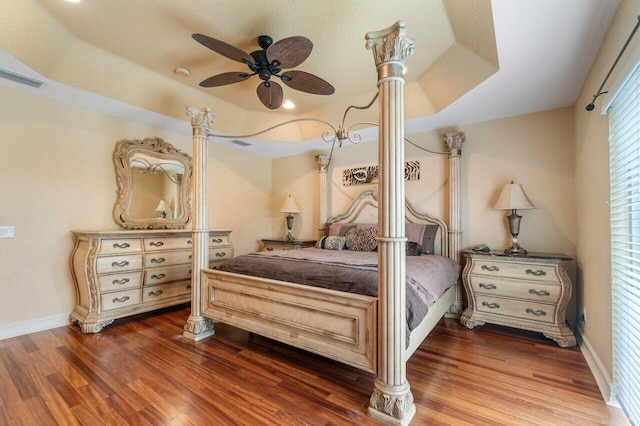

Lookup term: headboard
[325,189,448,257]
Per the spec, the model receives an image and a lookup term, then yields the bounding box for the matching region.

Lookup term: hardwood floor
[0,305,629,425]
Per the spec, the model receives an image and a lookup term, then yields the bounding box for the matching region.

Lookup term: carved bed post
[365,21,415,425]
[183,107,215,341]
[315,154,331,239]
[444,131,465,317]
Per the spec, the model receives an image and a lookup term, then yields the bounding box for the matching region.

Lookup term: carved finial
[365,21,415,68]
[444,132,465,155]
[314,154,330,172]
[186,107,215,136]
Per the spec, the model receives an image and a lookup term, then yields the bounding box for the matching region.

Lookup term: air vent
[231,139,252,147]
[0,68,44,88]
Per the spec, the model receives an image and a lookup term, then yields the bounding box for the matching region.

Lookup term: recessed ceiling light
[173,67,190,77]
[282,100,295,109]
[65,0,82,3]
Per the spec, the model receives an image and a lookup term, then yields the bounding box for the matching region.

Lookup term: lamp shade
[279,195,300,214]
[155,199,167,212]
[493,182,536,211]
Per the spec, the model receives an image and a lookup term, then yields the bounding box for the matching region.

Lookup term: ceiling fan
[192,33,335,109]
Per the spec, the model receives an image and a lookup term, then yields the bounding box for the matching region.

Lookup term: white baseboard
[577,327,620,407]
[0,314,70,340]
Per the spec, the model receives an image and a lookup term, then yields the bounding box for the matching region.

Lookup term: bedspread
[215,248,460,335]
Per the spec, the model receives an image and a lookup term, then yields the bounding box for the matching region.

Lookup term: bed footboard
[201,269,377,373]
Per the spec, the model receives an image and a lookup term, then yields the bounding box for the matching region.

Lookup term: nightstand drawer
[472,259,558,282]
[468,275,561,303]
[210,247,232,261]
[475,295,557,324]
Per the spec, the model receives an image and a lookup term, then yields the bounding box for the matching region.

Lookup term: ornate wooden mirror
[113,137,192,229]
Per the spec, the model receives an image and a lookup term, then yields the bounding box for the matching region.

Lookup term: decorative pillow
[323,236,346,250]
[405,223,438,254]
[316,236,327,249]
[345,227,378,251]
[327,223,357,236]
[406,241,423,256]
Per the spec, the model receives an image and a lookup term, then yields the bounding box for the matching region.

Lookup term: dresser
[70,229,232,333]
[460,250,576,347]
[261,238,317,251]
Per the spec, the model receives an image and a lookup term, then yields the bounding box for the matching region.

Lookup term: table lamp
[493,181,536,254]
[155,199,167,218]
[279,195,300,241]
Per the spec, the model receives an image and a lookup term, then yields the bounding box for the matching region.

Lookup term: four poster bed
[182,21,465,425]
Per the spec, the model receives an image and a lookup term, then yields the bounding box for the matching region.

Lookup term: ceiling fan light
[282,100,295,109]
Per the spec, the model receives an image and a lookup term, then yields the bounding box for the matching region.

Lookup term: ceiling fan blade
[192,33,254,64]
[256,81,283,109]
[267,36,313,69]
[281,70,335,95]
[199,72,251,87]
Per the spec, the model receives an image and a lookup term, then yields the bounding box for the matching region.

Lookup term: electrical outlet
[0,226,14,238]
[579,307,587,322]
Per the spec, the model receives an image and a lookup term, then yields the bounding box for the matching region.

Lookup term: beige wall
[272,108,577,312]
[0,86,272,328]
[574,0,640,382]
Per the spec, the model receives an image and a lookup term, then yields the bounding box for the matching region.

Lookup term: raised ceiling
[0,0,621,150]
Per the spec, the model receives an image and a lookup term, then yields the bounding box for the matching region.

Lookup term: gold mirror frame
[113,137,192,229]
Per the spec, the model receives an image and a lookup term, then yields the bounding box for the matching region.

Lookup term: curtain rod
[586,15,640,111]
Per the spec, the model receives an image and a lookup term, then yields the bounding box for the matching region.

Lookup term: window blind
[610,63,640,425]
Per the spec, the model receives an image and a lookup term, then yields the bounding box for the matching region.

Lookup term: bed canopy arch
[182,21,464,426]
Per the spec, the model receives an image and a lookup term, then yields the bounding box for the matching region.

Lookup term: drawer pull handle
[479,283,497,290]
[111,260,129,268]
[212,238,223,244]
[266,247,274,251]
[186,284,192,290]
[151,258,165,264]
[529,289,550,297]
[150,273,166,280]
[148,290,163,297]
[482,302,500,309]
[189,255,193,260]
[187,240,192,245]
[149,241,164,247]
[215,252,226,257]
[526,269,546,276]
[112,296,130,303]
[112,242,130,249]
[526,308,547,316]
[112,278,130,285]
[481,265,499,272]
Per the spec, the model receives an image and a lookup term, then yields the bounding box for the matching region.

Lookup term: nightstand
[460,250,576,347]
[261,238,317,251]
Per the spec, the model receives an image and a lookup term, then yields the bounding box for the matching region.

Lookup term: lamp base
[504,241,527,256]
[285,214,295,241]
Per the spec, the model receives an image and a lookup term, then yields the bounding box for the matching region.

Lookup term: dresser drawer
[144,265,192,286]
[100,289,141,311]
[96,254,143,274]
[210,247,232,261]
[468,275,561,303]
[99,238,142,255]
[472,259,557,282]
[475,295,557,324]
[143,282,191,303]
[144,249,192,268]
[210,234,231,247]
[97,271,142,292]
[144,236,193,252]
